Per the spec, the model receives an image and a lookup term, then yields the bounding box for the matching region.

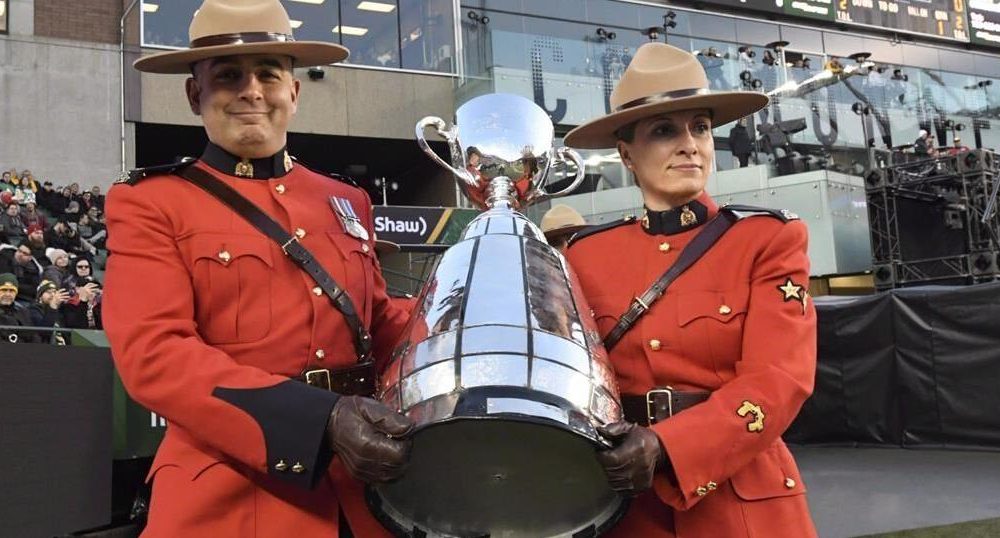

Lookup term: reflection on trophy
[367,94,626,537]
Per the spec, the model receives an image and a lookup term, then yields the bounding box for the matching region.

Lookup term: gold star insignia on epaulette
[737,400,765,433]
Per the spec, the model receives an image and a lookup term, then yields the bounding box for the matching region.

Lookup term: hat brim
[564,91,769,149]
[134,41,350,74]
[543,224,589,241]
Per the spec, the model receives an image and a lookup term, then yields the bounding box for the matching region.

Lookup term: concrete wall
[139,63,457,141]
[0,34,122,189]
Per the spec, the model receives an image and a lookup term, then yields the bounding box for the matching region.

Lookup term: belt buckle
[304,368,332,391]
[646,386,674,425]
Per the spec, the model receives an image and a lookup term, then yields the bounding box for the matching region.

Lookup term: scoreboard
[697,0,970,42]
[834,0,968,41]
[968,0,1000,45]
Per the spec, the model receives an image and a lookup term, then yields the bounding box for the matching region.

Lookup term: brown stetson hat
[564,43,768,149]
[540,204,587,242]
[134,0,349,74]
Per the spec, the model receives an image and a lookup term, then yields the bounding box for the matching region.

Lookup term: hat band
[191,32,295,49]
[614,88,713,113]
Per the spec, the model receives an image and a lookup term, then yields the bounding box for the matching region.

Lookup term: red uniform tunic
[566,192,818,537]
[104,149,404,537]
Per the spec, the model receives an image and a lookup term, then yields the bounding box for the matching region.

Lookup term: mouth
[669,164,702,170]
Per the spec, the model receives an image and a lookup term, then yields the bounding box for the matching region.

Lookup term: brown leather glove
[326,395,415,483]
[596,421,666,495]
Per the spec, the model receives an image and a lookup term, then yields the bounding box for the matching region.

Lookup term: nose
[237,73,265,102]
[676,127,699,156]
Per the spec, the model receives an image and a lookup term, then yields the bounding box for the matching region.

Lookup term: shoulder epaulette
[567,216,637,248]
[721,204,799,223]
[290,156,360,188]
[115,157,196,186]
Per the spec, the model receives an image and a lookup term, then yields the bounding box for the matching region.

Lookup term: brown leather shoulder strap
[178,166,373,361]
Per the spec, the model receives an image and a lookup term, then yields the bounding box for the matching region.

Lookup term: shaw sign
[372,206,478,249]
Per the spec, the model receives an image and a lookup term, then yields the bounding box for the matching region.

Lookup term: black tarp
[785,282,1000,450]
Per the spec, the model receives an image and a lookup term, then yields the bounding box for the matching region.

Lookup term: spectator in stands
[914,129,931,156]
[79,191,96,212]
[66,257,93,289]
[0,203,27,245]
[90,185,105,211]
[76,213,106,249]
[1,171,11,186]
[37,181,56,213]
[29,279,68,334]
[46,219,92,257]
[64,200,82,220]
[0,273,40,343]
[42,249,71,287]
[51,187,72,216]
[62,276,102,330]
[18,172,39,194]
[20,201,47,230]
[0,242,43,303]
[24,225,49,267]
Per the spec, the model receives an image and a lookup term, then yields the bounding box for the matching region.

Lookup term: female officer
[563,43,818,537]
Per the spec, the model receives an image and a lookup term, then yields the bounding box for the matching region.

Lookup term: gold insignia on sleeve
[737,400,765,433]
[680,205,698,227]
[235,159,254,178]
[777,277,809,315]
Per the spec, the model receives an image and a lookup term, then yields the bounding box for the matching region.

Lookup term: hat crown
[610,43,710,111]
[189,0,293,42]
[540,204,586,233]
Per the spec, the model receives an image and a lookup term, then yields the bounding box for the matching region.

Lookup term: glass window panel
[284,1,339,45]
[735,19,780,47]
[821,31,865,58]
[585,0,640,27]
[340,0,401,68]
[779,25,823,53]
[900,44,939,71]
[142,0,200,48]
[687,12,737,42]
[1,0,7,34]
[399,0,455,73]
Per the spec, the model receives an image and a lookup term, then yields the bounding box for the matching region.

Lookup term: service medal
[330,196,370,241]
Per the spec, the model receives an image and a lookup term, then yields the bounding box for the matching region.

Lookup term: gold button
[362,243,370,253]
[649,339,661,351]
[315,349,325,359]
[707,481,718,491]
[696,486,708,496]
[294,228,306,239]
[312,286,323,296]
[785,477,796,489]
[274,460,288,472]
[275,184,286,194]
[719,305,732,315]
[291,462,305,474]
[218,250,231,263]
[658,242,671,252]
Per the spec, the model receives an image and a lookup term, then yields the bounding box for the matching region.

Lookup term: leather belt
[295,363,378,397]
[621,388,710,426]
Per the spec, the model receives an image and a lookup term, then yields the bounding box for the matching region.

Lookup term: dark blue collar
[200,142,292,180]
[640,198,711,236]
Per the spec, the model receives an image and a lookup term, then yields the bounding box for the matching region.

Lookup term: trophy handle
[415,116,477,187]
[535,147,587,202]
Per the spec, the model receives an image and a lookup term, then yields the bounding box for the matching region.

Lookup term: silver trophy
[368,94,626,537]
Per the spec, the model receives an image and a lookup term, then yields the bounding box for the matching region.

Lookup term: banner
[373,205,478,249]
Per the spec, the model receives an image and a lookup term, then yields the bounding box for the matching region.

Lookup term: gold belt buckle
[304,368,332,391]
[646,386,674,425]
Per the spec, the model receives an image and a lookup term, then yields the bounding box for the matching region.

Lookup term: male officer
[104,1,409,535]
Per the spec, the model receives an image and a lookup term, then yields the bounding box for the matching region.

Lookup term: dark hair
[615,122,638,143]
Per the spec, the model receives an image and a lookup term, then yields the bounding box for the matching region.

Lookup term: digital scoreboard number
[835,0,968,41]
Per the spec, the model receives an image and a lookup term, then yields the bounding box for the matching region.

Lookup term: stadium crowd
[0,168,106,343]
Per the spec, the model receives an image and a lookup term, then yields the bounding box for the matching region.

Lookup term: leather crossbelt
[178,166,376,395]
[603,209,740,352]
[621,389,711,426]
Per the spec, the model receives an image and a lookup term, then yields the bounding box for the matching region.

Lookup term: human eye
[650,122,676,137]
[693,121,712,135]
[214,68,241,82]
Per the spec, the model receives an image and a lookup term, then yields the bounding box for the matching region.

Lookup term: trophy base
[367,418,627,538]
